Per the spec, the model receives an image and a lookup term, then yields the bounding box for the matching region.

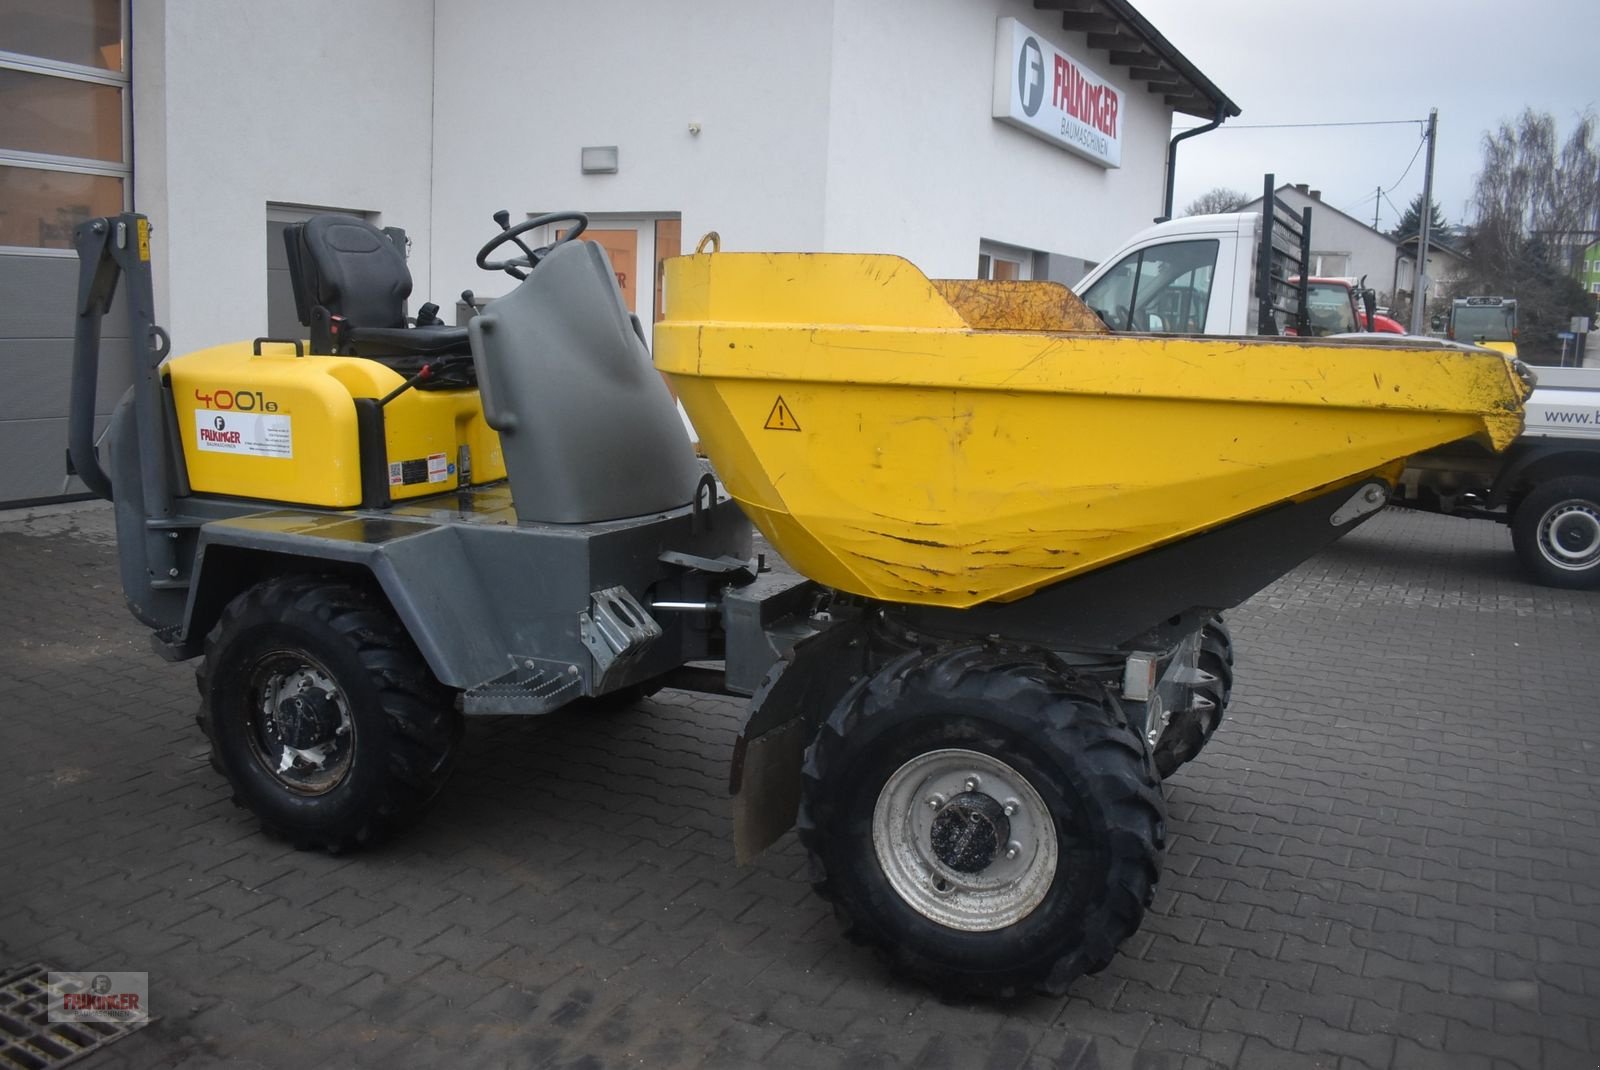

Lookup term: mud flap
[731,616,868,864]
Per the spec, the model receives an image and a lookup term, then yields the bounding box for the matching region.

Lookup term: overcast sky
[1133,0,1599,231]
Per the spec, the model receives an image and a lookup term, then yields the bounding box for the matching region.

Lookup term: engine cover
[165,341,504,507]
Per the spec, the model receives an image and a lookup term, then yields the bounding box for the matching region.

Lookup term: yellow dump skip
[655,252,1528,609]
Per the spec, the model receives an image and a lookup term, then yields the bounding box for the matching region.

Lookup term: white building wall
[427,0,836,309]
[132,0,435,349]
[133,0,1185,342]
[821,0,1172,278]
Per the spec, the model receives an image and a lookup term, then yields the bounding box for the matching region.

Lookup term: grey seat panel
[468,240,702,524]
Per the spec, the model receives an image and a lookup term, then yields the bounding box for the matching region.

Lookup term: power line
[1382,131,1427,194]
[1342,189,1381,220]
[1356,131,1430,228]
[1172,118,1425,133]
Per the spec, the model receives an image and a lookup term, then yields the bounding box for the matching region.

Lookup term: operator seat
[283,214,473,380]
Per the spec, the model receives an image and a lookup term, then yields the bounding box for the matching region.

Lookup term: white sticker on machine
[194,409,293,458]
[388,452,452,487]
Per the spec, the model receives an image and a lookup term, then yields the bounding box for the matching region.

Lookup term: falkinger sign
[992,17,1122,168]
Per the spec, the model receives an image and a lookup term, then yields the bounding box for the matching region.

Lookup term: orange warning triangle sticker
[764,396,801,431]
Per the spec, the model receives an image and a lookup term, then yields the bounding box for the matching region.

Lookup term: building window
[0,0,129,252]
[1592,283,1600,295]
[1312,253,1349,278]
[978,239,1036,281]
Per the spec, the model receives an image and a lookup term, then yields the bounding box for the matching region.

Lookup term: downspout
[1159,104,1227,222]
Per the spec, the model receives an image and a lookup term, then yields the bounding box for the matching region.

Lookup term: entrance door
[543,214,681,329]
[546,212,693,441]
[581,229,639,312]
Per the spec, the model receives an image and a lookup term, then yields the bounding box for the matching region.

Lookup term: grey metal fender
[181,511,513,690]
[1490,441,1600,506]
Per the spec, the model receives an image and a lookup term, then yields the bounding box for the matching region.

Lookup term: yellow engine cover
[165,341,504,507]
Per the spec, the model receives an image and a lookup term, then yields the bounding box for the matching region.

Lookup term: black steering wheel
[476,211,589,280]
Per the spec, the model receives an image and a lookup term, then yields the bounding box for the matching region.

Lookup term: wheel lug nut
[1005,841,1022,860]
[1002,799,1018,816]
[964,776,980,792]
[926,793,945,810]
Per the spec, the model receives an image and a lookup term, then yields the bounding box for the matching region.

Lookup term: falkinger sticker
[195,409,293,458]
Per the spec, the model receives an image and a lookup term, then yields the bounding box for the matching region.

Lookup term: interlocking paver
[3,502,1599,1068]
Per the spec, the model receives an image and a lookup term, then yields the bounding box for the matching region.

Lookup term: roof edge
[1091,0,1241,120]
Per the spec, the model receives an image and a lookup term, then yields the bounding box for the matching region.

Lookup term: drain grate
[0,965,150,1069]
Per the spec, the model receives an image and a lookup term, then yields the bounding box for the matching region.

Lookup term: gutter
[1159,104,1227,223]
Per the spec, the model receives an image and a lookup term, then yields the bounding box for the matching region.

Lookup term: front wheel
[197,575,462,852]
[1511,476,1600,590]
[797,647,1165,997]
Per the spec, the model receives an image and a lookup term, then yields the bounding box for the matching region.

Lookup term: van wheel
[1511,477,1600,590]
[197,575,462,852]
[797,646,1165,997]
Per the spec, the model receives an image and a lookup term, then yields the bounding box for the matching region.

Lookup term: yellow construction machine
[69,211,1527,997]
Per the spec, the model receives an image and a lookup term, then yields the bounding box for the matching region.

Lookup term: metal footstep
[0,964,151,1069]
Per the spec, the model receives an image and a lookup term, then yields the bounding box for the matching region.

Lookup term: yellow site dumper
[70,212,1528,999]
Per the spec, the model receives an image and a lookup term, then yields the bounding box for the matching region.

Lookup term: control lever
[490,209,540,272]
[378,363,433,406]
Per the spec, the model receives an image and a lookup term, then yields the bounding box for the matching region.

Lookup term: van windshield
[1080,239,1219,334]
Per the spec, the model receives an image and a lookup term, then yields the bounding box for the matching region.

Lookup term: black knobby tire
[1510,476,1600,590]
[1153,616,1234,779]
[796,646,1166,998]
[197,575,462,852]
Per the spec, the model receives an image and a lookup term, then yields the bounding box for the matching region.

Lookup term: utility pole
[1409,108,1438,335]
[1373,186,1381,231]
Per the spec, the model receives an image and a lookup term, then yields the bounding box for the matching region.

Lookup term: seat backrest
[468,240,702,524]
[282,214,411,328]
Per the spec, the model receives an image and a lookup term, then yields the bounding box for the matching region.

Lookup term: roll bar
[68,214,171,507]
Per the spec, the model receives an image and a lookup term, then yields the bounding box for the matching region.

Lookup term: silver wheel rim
[1537,499,1600,572]
[871,748,1058,932]
[244,651,355,795]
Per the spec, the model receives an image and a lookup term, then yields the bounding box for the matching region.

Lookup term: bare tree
[1462,110,1599,360]
[1470,110,1599,276]
[1183,187,1250,216]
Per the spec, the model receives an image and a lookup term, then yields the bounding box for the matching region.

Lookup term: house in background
[1238,183,1395,288]
[1392,233,1469,311]
[1579,238,1600,301]
[1237,182,1466,314]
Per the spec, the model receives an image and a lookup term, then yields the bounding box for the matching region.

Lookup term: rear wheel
[1512,477,1600,590]
[1153,617,1234,778]
[797,646,1165,997]
[197,575,462,852]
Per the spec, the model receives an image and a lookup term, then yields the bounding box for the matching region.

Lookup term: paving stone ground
[0,501,1596,1070]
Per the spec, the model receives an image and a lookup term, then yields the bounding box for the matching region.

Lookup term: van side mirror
[1361,289,1378,331]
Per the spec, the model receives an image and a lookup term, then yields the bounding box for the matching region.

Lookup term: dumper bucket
[655,252,1528,609]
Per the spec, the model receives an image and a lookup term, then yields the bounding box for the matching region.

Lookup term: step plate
[463,664,582,715]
